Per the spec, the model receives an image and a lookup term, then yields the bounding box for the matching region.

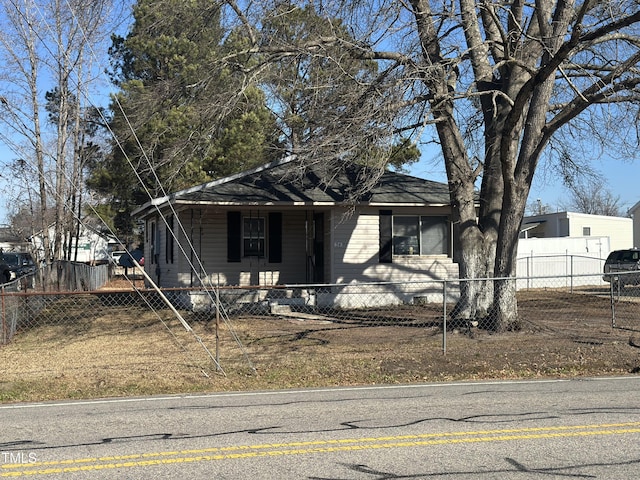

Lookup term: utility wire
[1,0,255,373]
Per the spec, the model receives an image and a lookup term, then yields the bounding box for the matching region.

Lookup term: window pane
[393,216,419,255]
[243,217,265,257]
[420,216,448,254]
[244,238,265,257]
[244,218,264,236]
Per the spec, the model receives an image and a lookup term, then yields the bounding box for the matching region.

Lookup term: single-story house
[30,222,119,265]
[133,157,460,308]
[0,226,30,252]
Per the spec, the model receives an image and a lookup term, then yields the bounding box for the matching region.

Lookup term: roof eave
[132,156,299,218]
[159,199,452,209]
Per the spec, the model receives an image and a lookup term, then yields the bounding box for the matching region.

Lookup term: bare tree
[46,0,116,261]
[0,0,124,262]
[564,179,623,217]
[221,0,640,330]
[526,199,552,216]
[0,0,51,261]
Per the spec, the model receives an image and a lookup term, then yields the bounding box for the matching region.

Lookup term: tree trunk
[492,276,518,331]
[492,192,527,331]
[451,224,495,324]
[27,43,51,265]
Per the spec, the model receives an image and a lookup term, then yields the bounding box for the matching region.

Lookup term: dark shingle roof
[135,158,451,216]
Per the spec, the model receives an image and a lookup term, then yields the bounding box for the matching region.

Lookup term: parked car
[1,252,37,280]
[603,248,640,288]
[118,248,144,268]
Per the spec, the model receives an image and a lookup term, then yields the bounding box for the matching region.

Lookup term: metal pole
[1,285,6,344]
[570,255,574,293]
[216,286,221,371]
[442,280,447,355]
[610,277,616,328]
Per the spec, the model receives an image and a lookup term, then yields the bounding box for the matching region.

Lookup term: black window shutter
[379,210,393,263]
[268,212,282,263]
[227,211,241,262]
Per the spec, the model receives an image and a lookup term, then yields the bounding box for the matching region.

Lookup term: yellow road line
[3,422,640,477]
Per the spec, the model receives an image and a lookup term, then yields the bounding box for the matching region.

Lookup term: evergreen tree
[88,0,280,237]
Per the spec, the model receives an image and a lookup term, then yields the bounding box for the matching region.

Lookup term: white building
[517,211,632,288]
[520,211,633,252]
[30,224,117,264]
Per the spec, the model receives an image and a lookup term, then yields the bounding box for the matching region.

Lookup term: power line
[0,0,254,374]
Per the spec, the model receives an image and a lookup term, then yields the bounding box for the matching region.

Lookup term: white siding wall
[523,212,632,251]
[148,208,314,287]
[144,206,459,307]
[566,212,632,250]
[330,207,457,284]
[330,208,379,283]
[324,207,458,306]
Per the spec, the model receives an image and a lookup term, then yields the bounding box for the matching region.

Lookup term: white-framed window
[243,217,265,257]
[583,226,591,236]
[392,216,448,255]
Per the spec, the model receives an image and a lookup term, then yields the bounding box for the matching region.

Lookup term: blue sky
[408,147,639,217]
[527,156,639,215]
[1,2,636,228]
[0,142,637,226]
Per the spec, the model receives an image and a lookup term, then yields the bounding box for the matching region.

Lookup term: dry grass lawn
[1,284,639,403]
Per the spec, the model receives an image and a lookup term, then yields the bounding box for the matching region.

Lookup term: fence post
[610,277,616,328]
[215,287,221,371]
[1,285,5,344]
[570,255,574,293]
[442,280,447,355]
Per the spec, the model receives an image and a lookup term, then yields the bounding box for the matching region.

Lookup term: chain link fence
[607,271,640,329]
[1,267,638,397]
[2,270,637,345]
[0,261,111,344]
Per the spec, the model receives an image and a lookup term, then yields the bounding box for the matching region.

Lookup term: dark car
[0,258,10,284]
[603,248,640,288]
[118,248,144,268]
[1,252,37,280]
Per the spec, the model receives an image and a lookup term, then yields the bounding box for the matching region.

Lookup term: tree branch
[544,49,640,137]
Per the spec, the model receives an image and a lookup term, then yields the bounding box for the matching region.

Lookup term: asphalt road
[1,377,640,479]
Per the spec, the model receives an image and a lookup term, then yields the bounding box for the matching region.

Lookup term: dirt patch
[1,286,639,403]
